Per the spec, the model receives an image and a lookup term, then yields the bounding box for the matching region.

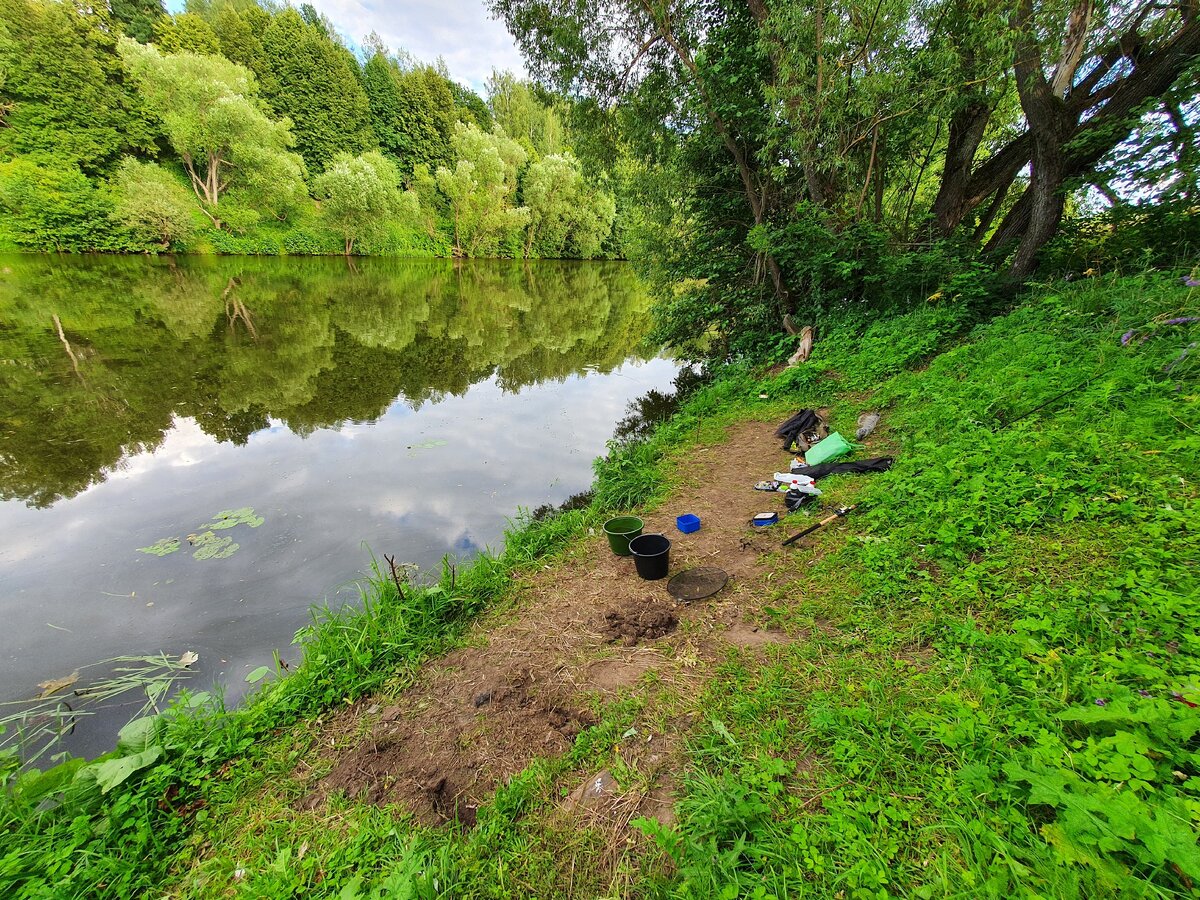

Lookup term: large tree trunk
[930,102,992,235]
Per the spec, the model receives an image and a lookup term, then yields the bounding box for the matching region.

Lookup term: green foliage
[487,70,565,158]
[110,0,164,43]
[0,1,610,259]
[257,8,375,172]
[643,270,1200,898]
[313,151,416,254]
[1041,201,1200,277]
[522,152,615,258]
[426,123,531,256]
[188,530,238,559]
[137,537,180,556]
[0,0,157,173]
[112,158,197,250]
[0,157,125,251]
[201,507,263,530]
[153,12,220,56]
[119,39,306,229]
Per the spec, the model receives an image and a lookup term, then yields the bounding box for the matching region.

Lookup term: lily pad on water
[201,507,264,530]
[189,531,239,560]
[137,537,181,557]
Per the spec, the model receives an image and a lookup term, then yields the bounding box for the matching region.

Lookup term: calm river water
[0,254,676,756]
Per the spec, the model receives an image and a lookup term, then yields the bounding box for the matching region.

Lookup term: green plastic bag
[804,432,857,466]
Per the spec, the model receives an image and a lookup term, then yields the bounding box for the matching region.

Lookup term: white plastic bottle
[773,473,822,495]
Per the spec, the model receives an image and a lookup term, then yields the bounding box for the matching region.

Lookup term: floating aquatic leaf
[202,507,264,530]
[245,665,270,684]
[190,531,239,560]
[178,651,199,668]
[36,671,79,698]
[406,439,448,450]
[137,538,180,557]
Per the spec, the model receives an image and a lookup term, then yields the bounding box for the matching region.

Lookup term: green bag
[804,432,857,466]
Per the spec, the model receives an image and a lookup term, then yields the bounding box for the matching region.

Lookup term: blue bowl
[676,513,701,534]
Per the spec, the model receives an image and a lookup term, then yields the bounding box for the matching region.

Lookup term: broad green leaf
[246,665,270,683]
[190,531,239,560]
[93,745,163,793]
[117,715,163,754]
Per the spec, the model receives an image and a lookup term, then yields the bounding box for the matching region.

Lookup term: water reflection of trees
[0,255,653,507]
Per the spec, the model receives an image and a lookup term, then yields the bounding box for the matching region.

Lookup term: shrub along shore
[2,269,1198,898]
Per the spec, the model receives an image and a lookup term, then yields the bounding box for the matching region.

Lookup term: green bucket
[603,516,644,556]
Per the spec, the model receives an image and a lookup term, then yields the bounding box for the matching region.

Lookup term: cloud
[310,0,527,92]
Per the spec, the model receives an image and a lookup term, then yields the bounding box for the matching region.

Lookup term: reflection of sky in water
[0,358,677,753]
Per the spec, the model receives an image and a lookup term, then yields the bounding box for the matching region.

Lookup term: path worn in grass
[160,410,883,899]
[295,418,835,829]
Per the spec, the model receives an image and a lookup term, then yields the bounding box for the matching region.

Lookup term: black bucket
[629,533,671,580]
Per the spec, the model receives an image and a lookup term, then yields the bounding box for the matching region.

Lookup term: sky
[166,0,527,92]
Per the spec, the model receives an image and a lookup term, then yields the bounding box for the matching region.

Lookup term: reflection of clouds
[106,417,218,481]
[0,356,679,715]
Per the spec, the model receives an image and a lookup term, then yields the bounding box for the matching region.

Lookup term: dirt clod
[601,601,678,645]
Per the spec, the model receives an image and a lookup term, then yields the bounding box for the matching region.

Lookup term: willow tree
[743,0,1200,275]
[494,0,1200,314]
[493,0,792,307]
[523,152,615,257]
[119,40,305,229]
[422,123,531,256]
[313,151,416,254]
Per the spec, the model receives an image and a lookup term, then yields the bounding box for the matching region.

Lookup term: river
[0,254,677,757]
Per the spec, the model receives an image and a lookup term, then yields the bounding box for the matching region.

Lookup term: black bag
[784,489,818,512]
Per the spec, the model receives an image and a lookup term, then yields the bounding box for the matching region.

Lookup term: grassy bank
[3,270,1198,898]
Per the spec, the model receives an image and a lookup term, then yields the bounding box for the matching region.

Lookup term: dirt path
[298,419,815,827]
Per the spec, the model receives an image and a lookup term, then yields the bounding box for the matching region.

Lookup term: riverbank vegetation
[2,268,1196,897]
[492,0,1200,357]
[0,0,616,257]
[2,0,1199,895]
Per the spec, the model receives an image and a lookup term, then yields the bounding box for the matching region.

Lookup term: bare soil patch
[298,419,804,826]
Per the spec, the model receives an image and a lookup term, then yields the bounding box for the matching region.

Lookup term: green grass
[3,270,1196,899]
[638,271,1200,899]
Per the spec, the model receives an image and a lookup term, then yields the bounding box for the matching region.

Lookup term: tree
[209,2,269,71]
[0,0,157,173]
[523,152,614,257]
[153,12,221,55]
[119,40,305,229]
[313,151,416,254]
[492,0,793,309]
[406,65,462,170]
[109,0,165,43]
[256,8,375,171]
[361,51,441,174]
[495,0,1200,333]
[448,79,493,130]
[487,70,565,158]
[112,158,196,250]
[427,123,530,256]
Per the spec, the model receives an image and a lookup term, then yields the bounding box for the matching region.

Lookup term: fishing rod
[781,505,856,547]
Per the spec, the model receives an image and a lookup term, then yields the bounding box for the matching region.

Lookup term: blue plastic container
[676,513,701,534]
